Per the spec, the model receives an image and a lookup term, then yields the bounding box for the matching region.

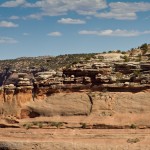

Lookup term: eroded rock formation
[0,44,149,120]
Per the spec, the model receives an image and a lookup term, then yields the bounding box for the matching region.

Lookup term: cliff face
[0,49,149,121]
[29,92,91,117]
[90,90,150,115]
[0,88,33,118]
[0,89,4,103]
[0,85,150,121]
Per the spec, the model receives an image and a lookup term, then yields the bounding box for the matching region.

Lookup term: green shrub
[50,122,63,128]
[133,70,141,77]
[121,51,126,54]
[127,138,140,143]
[23,123,32,130]
[38,122,43,128]
[116,50,121,53]
[80,123,87,129]
[116,72,123,80]
[130,124,137,129]
[123,55,130,62]
[32,122,37,125]
[137,54,142,61]
[140,43,148,54]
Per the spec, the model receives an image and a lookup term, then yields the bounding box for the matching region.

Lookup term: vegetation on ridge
[0,43,149,72]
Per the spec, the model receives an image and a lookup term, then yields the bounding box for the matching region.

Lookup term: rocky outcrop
[16,88,33,106]
[0,45,150,150]
[28,92,91,117]
[90,90,150,116]
[0,51,149,119]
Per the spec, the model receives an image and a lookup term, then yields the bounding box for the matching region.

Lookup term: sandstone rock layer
[28,92,91,116]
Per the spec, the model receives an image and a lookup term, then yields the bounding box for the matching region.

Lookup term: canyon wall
[0,60,149,121]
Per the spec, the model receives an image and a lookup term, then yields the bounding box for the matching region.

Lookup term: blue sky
[0,0,150,59]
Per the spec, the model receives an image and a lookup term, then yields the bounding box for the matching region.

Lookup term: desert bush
[50,122,63,128]
[140,43,148,54]
[121,51,126,54]
[130,124,137,129]
[32,122,38,126]
[23,123,33,130]
[116,72,123,80]
[38,122,43,128]
[133,70,141,77]
[123,55,130,62]
[80,123,87,129]
[127,138,140,144]
[137,54,142,62]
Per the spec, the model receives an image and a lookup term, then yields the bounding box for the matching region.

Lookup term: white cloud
[96,2,150,20]
[79,30,98,35]
[23,33,29,36]
[48,32,62,37]
[109,2,150,13]
[0,37,18,44]
[96,12,137,20]
[9,15,20,20]
[58,18,86,24]
[79,29,150,37]
[1,1,150,21]
[0,21,18,27]
[23,0,107,19]
[23,14,42,20]
[0,0,25,7]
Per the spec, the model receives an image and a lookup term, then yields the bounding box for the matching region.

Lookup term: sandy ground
[0,90,150,149]
[0,128,150,150]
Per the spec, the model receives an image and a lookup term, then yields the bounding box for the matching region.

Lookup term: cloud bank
[0,37,18,44]
[48,32,62,37]
[58,18,86,24]
[0,21,18,27]
[79,29,150,37]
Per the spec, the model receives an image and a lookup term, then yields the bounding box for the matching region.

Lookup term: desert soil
[0,128,150,150]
